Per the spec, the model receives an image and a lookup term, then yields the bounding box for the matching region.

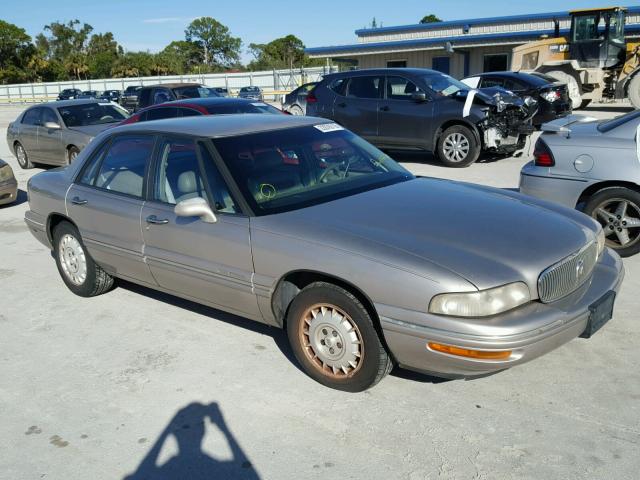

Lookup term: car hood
[67,124,116,137]
[259,178,596,294]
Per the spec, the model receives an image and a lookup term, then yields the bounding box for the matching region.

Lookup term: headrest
[178,171,198,194]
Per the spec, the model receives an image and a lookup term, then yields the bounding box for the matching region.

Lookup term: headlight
[596,227,605,258]
[429,282,531,317]
[0,165,14,182]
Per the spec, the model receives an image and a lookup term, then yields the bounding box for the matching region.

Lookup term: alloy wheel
[442,132,470,163]
[16,145,27,167]
[58,234,87,286]
[593,198,640,249]
[298,303,363,378]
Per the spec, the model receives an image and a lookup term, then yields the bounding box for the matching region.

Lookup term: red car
[119,97,285,125]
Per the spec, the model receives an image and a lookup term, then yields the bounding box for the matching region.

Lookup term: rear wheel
[286,282,392,392]
[436,125,480,168]
[289,105,304,116]
[67,146,80,164]
[627,74,640,110]
[584,187,640,257]
[15,142,33,169]
[53,221,115,296]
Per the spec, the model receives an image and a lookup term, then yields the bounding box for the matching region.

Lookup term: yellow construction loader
[512,7,640,109]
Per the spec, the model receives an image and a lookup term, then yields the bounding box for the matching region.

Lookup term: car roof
[325,67,441,78]
[141,83,203,90]
[168,97,268,107]
[108,113,330,138]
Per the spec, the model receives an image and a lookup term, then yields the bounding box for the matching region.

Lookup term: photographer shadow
[124,402,260,480]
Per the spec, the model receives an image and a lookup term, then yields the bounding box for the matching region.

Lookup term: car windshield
[57,103,129,127]
[212,124,413,215]
[204,102,281,115]
[174,86,218,99]
[597,109,640,133]
[422,73,469,97]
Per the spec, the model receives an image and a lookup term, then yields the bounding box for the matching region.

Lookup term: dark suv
[136,83,219,111]
[120,86,141,111]
[57,88,82,101]
[307,68,536,167]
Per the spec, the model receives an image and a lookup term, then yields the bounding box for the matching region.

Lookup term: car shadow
[583,104,633,113]
[123,401,260,480]
[0,188,27,208]
[117,280,303,375]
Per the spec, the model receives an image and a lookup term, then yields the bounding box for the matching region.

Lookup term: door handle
[146,215,169,225]
[380,105,390,111]
[71,196,87,205]
[337,102,347,108]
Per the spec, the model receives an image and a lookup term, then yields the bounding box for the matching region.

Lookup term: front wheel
[584,187,640,257]
[286,282,392,392]
[436,125,480,168]
[53,221,115,296]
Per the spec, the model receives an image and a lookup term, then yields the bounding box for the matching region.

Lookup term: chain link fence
[0,66,337,104]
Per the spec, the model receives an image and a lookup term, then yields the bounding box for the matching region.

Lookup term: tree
[248,34,322,71]
[420,14,442,24]
[185,17,241,68]
[0,20,35,83]
[159,40,201,74]
[36,20,94,80]
[111,51,154,78]
[87,32,120,78]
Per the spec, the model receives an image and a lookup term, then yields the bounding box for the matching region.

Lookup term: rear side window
[94,135,154,197]
[328,78,347,96]
[503,78,527,91]
[152,88,173,105]
[22,108,42,125]
[179,108,203,117]
[346,76,384,99]
[146,107,179,121]
[481,77,504,88]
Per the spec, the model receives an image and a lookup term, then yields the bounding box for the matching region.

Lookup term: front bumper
[0,178,18,205]
[380,248,624,378]
[519,161,588,208]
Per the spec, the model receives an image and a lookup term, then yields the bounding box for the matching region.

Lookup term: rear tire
[436,125,480,168]
[627,74,640,110]
[67,146,80,164]
[289,105,304,116]
[286,282,392,392]
[53,221,115,296]
[14,142,33,169]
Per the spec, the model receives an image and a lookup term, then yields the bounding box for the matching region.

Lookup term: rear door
[332,75,383,142]
[140,137,260,318]
[377,75,436,149]
[66,134,156,284]
[19,108,42,159]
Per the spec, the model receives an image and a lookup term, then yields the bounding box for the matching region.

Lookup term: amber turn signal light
[427,342,512,360]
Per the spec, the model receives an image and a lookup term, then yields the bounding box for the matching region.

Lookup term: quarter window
[346,76,384,99]
[94,135,154,197]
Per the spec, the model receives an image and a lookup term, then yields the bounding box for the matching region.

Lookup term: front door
[332,75,383,142]
[378,76,436,149]
[141,137,260,319]
[66,134,156,284]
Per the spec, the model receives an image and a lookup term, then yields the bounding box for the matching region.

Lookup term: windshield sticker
[463,89,477,118]
[314,123,344,133]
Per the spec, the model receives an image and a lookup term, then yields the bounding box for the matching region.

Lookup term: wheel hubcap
[299,304,363,378]
[593,198,640,249]
[443,133,470,162]
[59,234,87,285]
[16,146,26,165]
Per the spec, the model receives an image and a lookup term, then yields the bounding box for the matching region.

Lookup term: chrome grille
[538,241,598,303]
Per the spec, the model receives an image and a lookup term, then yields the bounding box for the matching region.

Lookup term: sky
[2,0,631,62]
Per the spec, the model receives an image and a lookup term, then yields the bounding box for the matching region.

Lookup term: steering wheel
[319,165,343,183]
[100,115,114,121]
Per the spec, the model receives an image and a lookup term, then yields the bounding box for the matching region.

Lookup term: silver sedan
[24,114,623,391]
[6,100,129,169]
[520,112,640,257]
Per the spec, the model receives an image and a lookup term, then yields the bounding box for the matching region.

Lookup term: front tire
[15,142,33,169]
[286,282,392,392]
[53,221,115,296]
[436,125,480,168]
[584,187,640,257]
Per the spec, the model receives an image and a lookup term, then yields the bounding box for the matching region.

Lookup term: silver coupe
[24,114,624,391]
[520,111,640,257]
[6,99,129,168]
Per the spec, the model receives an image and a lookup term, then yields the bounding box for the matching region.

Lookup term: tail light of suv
[306,91,318,103]
[533,138,555,167]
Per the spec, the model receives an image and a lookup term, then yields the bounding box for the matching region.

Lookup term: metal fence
[0,66,337,104]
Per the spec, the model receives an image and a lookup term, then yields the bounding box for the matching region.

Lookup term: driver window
[41,108,58,125]
[386,76,423,101]
[154,138,205,205]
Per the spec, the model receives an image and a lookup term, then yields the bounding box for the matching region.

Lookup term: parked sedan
[137,83,219,110]
[461,71,572,127]
[0,158,18,205]
[237,86,263,101]
[24,114,623,391]
[307,68,536,167]
[520,111,640,257]
[6,100,129,168]
[282,82,317,115]
[57,88,82,101]
[119,97,283,125]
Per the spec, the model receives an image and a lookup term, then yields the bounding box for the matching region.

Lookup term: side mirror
[44,121,61,129]
[175,197,217,223]
[411,91,427,102]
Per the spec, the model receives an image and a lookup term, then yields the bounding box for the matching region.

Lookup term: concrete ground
[0,103,639,480]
